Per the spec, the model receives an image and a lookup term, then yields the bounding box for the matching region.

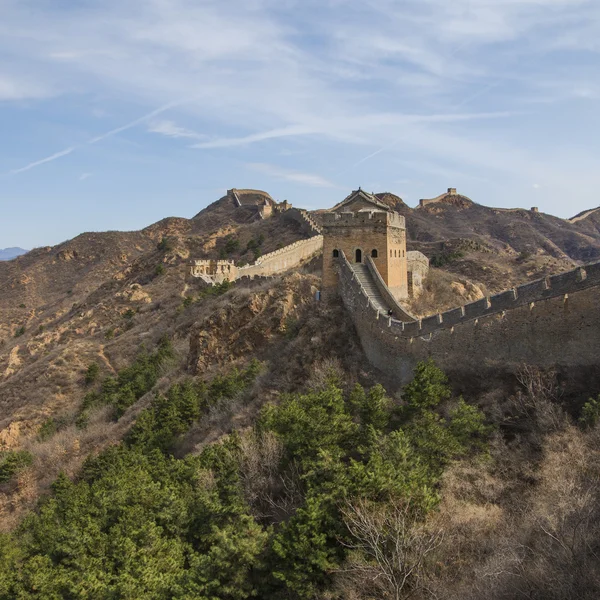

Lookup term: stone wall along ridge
[283,208,322,236]
[236,235,323,278]
[337,254,600,384]
[342,258,600,339]
[228,189,242,207]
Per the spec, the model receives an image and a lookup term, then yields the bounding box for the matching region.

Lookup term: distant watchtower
[322,189,408,300]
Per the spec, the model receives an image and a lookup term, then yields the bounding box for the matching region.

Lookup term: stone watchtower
[322,189,408,300]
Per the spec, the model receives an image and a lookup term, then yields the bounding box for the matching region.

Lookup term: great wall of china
[337,250,600,383]
[191,190,324,284]
[236,235,323,278]
[190,188,600,385]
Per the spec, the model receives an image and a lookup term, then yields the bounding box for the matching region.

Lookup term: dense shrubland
[2,348,600,599]
[0,357,489,599]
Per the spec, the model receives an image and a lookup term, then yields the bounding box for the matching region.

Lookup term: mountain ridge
[3,186,600,438]
[1,187,600,600]
[0,247,28,261]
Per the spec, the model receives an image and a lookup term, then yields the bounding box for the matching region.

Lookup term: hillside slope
[2,188,600,599]
[0,190,313,451]
[4,187,600,444]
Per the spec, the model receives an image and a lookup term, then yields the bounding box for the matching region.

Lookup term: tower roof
[331,189,390,212]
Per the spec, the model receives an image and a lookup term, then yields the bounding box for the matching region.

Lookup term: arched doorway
[355,248,362,263]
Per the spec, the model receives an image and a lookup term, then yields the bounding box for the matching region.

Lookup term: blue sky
[1,0,600,249]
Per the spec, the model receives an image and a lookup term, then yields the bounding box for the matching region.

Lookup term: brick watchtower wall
[322,210,408,300]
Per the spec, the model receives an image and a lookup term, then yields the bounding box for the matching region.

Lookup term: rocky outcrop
[188,273,318,372]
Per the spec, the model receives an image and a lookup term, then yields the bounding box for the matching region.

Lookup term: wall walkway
[237,235,323,278]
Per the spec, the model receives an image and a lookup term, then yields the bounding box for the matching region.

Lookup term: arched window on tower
[332,249,339,258]
[390,249,392,258]
[355,248,362,263]
[371,249,378,258]
[394,250,397,257]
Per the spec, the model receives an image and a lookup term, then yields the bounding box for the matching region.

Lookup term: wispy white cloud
[192,125,318,149]
[0,74,52,101]
[0,0,599,214]
[247,162,339,188]
[5,101,183,176]
[79,172,92,181]
[7,147,75,175]
[148,120,206,140]
[87,101,181,144]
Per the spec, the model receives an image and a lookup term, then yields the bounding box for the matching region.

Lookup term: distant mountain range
[0,247,28,261]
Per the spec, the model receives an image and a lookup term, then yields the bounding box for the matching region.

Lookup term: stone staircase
[297,209,322,235]
[350,263,393,315]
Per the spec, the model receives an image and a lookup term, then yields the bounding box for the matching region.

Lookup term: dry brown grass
[407,269,485,318]
[425,415,600,599]
[0,391,159,531]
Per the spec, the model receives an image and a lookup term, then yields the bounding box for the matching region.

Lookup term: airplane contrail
[3,100,184,177]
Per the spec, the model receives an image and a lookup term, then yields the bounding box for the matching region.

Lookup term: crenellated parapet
[237,236,323,278]
[323,210,405,228]
[191,236,323,284]
[405,263,597,337]
[339,256,600,339]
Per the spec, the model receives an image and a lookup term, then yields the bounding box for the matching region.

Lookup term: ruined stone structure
[227,188,293,220]
[322,189,410,301]
[190,259,237,284]
[419,187,473,208]
[406,251,429,298]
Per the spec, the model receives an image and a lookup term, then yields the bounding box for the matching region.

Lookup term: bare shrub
[0,403,136,530]
[407,269,485,318]
[429,426,600,600]
[25,404,120,481]
[474,427,600,599]
[238,430,302,522]
[306,357,346,391]
[513,364,567,433]
[336,499,443,600]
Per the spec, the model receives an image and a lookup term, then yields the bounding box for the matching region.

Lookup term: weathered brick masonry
[191,204,323,283]
[236,236,323,278]
[337,251,600,384]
